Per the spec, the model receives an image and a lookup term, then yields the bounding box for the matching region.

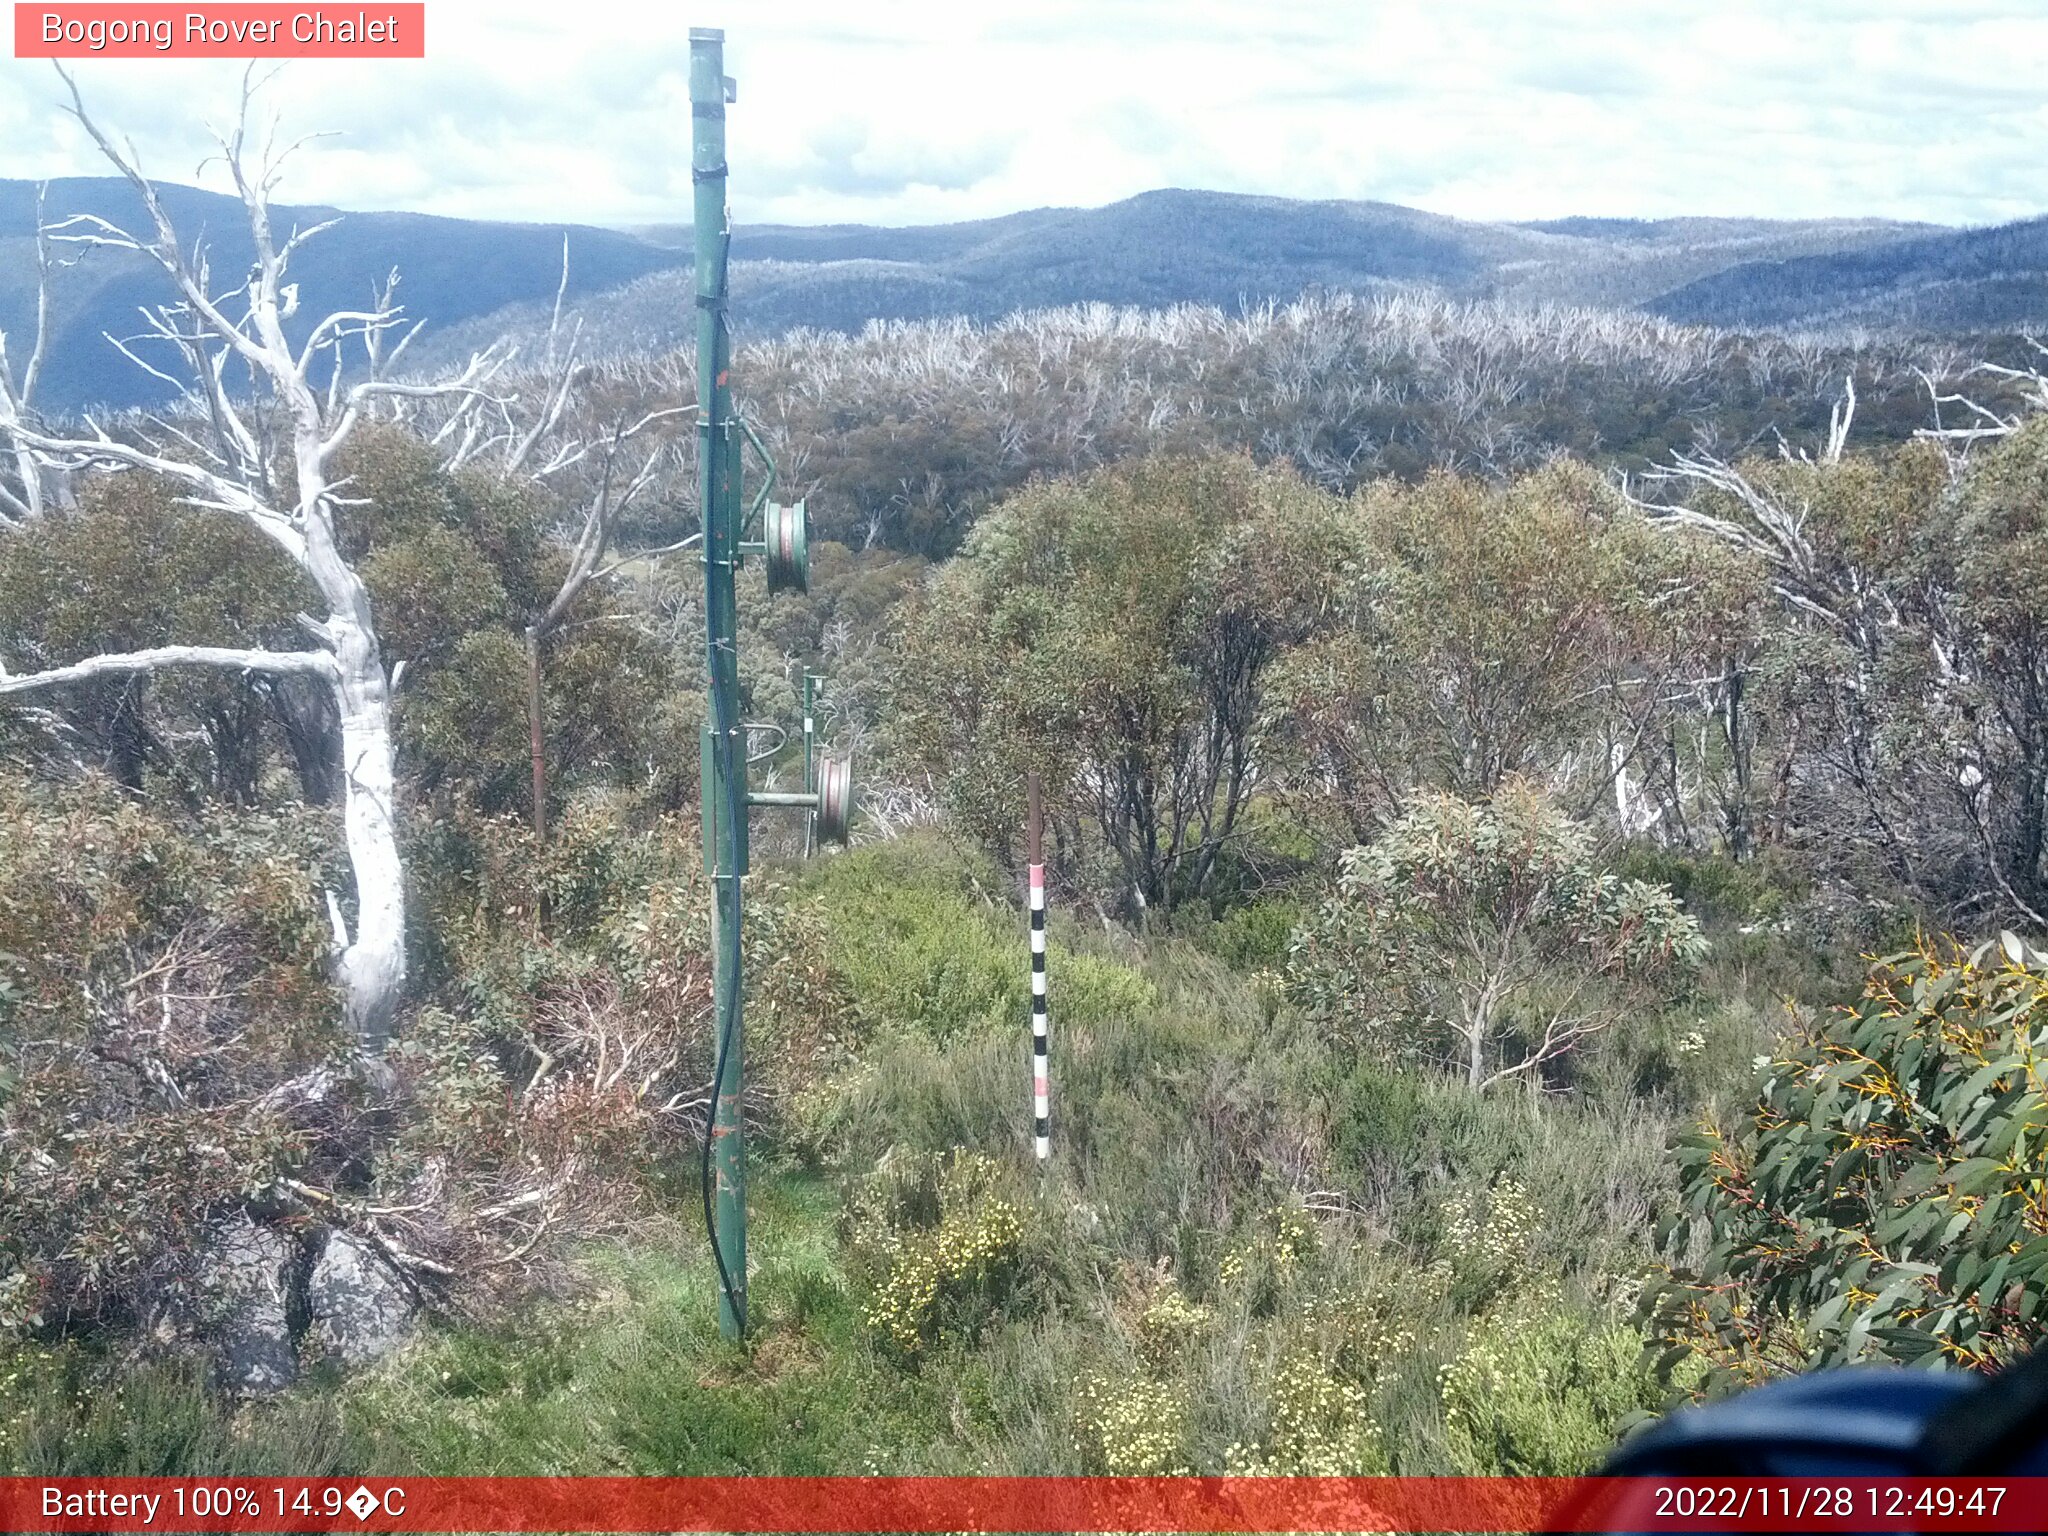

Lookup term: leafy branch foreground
[1649,934,2048,1387]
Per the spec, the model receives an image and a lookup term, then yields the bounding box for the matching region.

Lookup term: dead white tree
[1913,341,2048,456]
[1619,379,1858,636]
[0,72,506,1055]
[0,182,61,524]
[1622,374,2048,926]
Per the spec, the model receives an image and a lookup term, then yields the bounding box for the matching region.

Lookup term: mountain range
[4,179,2046,414]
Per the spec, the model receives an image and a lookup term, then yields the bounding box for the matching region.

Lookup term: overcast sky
[1,0,2043,231]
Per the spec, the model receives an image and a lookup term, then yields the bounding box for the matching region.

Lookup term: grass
[4,1175,1006,1477]
[332,1174,1019,1476]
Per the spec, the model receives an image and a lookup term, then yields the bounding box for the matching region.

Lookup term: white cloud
[0,0,2040,228]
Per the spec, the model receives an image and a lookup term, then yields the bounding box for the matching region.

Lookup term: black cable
[697,217,745,1336]
[699,845,743,1331]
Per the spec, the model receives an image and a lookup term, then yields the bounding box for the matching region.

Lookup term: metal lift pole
[691,25,748,1343]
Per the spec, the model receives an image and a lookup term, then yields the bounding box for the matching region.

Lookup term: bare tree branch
[0,644,338,693]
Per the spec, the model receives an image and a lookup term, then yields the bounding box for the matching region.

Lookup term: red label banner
[14,5,425,58]
[0,1476,2044,1533]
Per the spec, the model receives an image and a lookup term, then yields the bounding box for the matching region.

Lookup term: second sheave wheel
[814,753,854,846]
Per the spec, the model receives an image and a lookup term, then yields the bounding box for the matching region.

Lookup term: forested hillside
[6,124,2048,1486]
[17,174,2048,417]
[1652,215,2048,333]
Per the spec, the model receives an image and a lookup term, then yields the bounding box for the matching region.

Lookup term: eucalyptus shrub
[1289,779,1706,1091]
[1645,934,2048,1390]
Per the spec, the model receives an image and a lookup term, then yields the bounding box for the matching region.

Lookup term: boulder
[198,1210,298,1393]
[307,1229,416,1366]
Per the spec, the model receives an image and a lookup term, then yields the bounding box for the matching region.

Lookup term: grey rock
[199,1210,298,1394]
[308,1229,416,1366]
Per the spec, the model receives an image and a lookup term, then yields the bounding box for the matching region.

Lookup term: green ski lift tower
[691,26,854,1342]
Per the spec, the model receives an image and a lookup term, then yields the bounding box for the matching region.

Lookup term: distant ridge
[1648,214,2048,332]
[11,179,2048,413]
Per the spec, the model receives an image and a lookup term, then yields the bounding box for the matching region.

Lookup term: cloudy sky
[1,0,2044,231]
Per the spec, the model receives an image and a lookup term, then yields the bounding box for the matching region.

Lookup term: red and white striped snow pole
[1027,770,1050,1162]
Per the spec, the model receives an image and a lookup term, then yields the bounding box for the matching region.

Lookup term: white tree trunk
[332,621,405,1050]
[297,401,407,1050]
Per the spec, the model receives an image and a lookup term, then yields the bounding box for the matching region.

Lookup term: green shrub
[806,843,1021,1041]
[805,838,1155,1042]
[1441,1300,1664,1474]
[1289,779,1705,1091]
[1611,848,1799,926]
[1322,1059,1428,1173]
[845,1150,1029,1354]
[1645,935,2048,1390]
[1200,899,1304,973]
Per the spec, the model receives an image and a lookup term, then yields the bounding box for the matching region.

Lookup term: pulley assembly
[760,499,809,595]
[814,752,854,846]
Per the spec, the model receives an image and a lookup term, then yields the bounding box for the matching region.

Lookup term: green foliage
[1441,1301,1666,1475]
[325,1170,1084,1475]
[6,869,1722,1479]
[1645,937,2048,1389]
[890,452,1351,915]
[359,523,509,661]
[335,429,695,819]
[1198,898,1304,973]
[0,475,309,799]
[399,631,534,809]
[21,328,2048,1488]
[1611,848,1799,927]
[802,837,1156,1044]
[0,425,694,822]
[1290,778,1707,1090]
[1409,1159,1672,1476]
[1268,461,1763,835]
[1317,1053,1679,1290]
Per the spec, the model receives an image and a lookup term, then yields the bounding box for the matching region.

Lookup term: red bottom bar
[4,1476,2045,1533]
